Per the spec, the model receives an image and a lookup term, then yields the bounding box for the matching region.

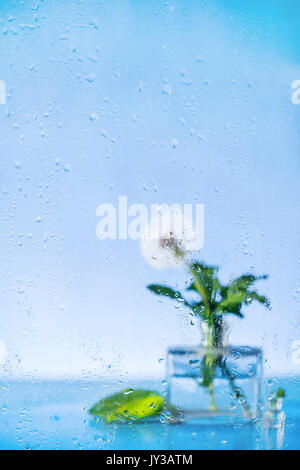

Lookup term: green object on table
[277,388,286,398]
[89,389,166,423]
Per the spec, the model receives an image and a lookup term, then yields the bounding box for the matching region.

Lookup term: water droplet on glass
[89,113,99,121]
[86,73,96,83]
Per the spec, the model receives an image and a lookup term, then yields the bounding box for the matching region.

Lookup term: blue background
[0,0,300,381]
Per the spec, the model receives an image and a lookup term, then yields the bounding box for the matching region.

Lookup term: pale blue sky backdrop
[0,0,300,378]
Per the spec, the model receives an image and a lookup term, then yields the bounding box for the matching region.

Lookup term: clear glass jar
[167,345,263,424]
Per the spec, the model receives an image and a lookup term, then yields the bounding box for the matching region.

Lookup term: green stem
[187,262,211,317]
[208,380,217,411]
[203,327,219,412]
[221,362,252,419]
[187,261,220,411]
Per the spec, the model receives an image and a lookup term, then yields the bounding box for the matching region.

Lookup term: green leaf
[186,281,200,293]
[190,262,218,294]
[89,389,165,424]
[228,274,268,291]
[147,284,182,299]
[190,302,205,316]
[277,388,286,398]
[191,261,218,276]
[217,291,246,316]
[147,284,193,310]
[188,262,220,310]
[212,277,221,293]
[219,291,246,307]
[245,290,270,308]
[217,274,270,316]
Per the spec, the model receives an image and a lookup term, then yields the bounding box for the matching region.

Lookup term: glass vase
[166,345,263,424]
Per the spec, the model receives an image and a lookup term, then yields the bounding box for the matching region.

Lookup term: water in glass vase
[167,344,263,425]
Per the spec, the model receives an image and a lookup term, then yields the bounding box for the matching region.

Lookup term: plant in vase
[141,212,270,419]
[90,211,271,424]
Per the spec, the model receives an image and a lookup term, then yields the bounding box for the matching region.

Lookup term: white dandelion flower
[140,207,202,270]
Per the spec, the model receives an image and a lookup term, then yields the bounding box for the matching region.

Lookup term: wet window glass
[0,0,299,451]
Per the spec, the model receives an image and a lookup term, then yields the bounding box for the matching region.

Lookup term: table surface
[0,377,299,450]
